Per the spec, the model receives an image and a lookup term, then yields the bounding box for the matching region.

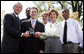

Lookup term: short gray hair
[13,2,22,8]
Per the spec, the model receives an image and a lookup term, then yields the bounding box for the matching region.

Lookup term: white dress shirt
[14,12,19,17]
[30,18,36,26]
[60,18,83,48]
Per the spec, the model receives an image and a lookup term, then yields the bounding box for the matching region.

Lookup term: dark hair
[26,7,31,20]
[30,7,38,12]
[65,9,69,12]
[63,9,69,13]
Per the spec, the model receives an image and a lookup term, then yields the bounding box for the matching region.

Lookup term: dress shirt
[14,12,19,17]
[60,18,83,48]
[43,21,50,26]
[21,18,37,37]
[30,18,36,27]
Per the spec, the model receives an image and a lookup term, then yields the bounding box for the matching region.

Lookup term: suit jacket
[20,19,45,53]
[1,13,22,53]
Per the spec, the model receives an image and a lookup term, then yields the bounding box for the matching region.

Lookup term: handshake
[23,31,42,38]
[23,31,30,38]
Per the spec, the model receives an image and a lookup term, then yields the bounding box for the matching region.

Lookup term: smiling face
[42,13,49,24]
[13,3,22,15]
[49,11,58,23]
[50,12,57,20]
[49,10,59,23]
[30,8,38,19]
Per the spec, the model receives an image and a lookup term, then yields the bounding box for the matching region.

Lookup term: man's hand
[78,46,83,53]
[23,31,30,38]
[34,32,42,38]
[39,50,44,53]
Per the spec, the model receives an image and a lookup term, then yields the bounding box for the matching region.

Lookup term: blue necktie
[16,16,21,29]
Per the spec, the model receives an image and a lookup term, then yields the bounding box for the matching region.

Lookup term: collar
[30,18,36,22]
[30,18,37,25]
[50,20,58,25]
[64,18,70,23]
[14,12,19,17]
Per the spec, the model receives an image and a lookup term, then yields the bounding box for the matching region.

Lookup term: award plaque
[29,28,35,36]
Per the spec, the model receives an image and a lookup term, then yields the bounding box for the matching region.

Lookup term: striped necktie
[32,20,35,29]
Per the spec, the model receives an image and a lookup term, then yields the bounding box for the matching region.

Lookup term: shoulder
[37,20,44,25]
[21,19,29,23]
[45,23,50,27]
[46,22,50,25]
[69,18,79,24]
[4,13,13,17]
[68,18,81,27]
[21,19,31,25]
[4,13,14,20]
[55,21,62,27]
[55,21,61,25]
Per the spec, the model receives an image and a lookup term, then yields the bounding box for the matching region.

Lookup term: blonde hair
[42,11,49,17]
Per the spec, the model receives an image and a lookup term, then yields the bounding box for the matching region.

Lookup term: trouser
[62,43,79,53]
[44,37,62,53]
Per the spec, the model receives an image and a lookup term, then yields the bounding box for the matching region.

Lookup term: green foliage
[33,1,83,23]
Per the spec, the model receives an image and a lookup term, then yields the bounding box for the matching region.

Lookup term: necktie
[63,21,67,44]
[32,20,35,29]
[16,16,21,29]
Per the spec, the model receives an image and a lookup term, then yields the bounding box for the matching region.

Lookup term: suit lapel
[11,13,19,22]
[34,20,38,29]
[11,13,21,30]
[28,20,32,29]
[11,13,16,18]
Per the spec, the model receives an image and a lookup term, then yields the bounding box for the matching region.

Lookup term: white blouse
[40,21,62,39]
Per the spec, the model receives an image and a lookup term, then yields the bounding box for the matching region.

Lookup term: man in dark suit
[21,7,45,53]
[1,3,30,53]
[21,7,31,22]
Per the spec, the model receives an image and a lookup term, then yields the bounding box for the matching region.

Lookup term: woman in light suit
[40,9,62,53]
